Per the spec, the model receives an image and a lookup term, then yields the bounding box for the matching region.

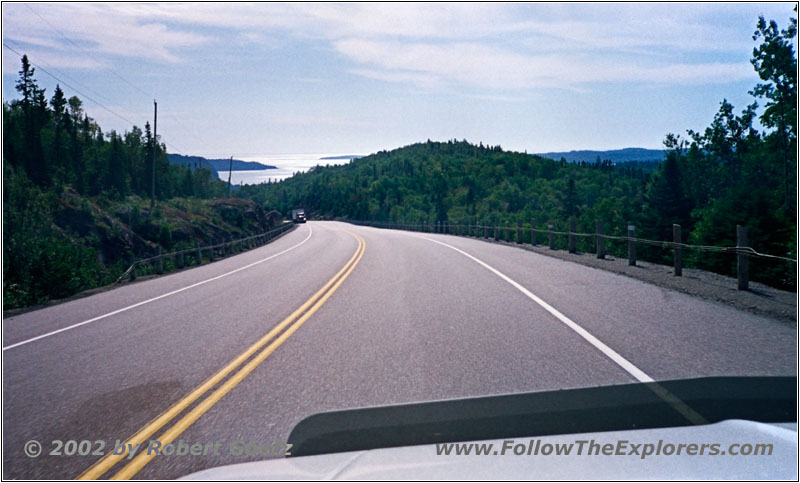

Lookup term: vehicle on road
[291,209,307,223]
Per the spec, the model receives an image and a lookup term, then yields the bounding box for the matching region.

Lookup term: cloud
[2,44,102,76]
[2,3,209,66]
[2,2,787,91]
[333,38,754,91]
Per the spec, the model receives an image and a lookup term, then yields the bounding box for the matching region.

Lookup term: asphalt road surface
[3,221,796,479]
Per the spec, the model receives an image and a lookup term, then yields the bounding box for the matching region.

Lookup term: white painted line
[3,227,314,351]
[411,233,654,384]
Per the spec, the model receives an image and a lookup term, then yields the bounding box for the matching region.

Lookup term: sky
[2,2,797,158]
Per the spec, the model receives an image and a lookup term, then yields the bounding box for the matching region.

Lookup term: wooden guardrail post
[673,224,682,276]
[129,254,137,281]
[568,219,576,253]
[627,223,636,266]
[737,225,749,290]
[177,248,184,269]
[156,246,163,274]
[569,219,578,253]
[596,221,605,259]
[195,240,202,265]
[531,218,536,246]
[505,220,510,242]
[548,223,555,250]
[209,239,215,261]
[516,219,522,244]
[494,218,500,241]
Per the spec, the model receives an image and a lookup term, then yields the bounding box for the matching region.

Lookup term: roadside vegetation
[3,56,277,310]
[3,12,795,309]
[241,13,797,290]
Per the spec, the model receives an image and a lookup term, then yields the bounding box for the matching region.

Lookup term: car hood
[181,419,797,480]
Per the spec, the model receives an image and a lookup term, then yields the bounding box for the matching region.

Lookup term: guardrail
[346,219,796,291]
[116,222,295,283]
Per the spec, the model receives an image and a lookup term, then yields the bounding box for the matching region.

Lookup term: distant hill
[536,148,664,164]
[238,139,655,226]
[168,154,276,173]
[167,154,218,176]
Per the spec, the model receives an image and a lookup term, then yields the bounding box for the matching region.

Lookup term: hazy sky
[2,2,797,157]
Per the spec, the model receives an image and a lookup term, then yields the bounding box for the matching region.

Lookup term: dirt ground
[491,238,797,324]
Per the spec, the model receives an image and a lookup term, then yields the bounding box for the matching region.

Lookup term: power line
[24,3,151,99]
[3,42,137,126]
[2,38,147,124]
[2,43,184,155]
[23,4,211,154]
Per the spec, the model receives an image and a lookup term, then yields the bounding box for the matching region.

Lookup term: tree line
[3,55,227,200]
[3,55,230,308]
[239,12,797,289]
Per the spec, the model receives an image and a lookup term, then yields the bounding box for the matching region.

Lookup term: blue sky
[2,2,797,157]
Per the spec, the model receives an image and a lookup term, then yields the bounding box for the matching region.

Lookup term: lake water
[215,153,362,185]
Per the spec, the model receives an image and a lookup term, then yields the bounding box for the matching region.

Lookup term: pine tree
[750,11,798,211]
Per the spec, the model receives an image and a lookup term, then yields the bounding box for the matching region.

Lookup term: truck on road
[291,209,307,223]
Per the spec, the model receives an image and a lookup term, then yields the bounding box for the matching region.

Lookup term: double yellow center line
[79,230,366,480]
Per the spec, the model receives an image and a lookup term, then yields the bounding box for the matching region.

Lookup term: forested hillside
[239,13,796,289]
[536,147,664,164]
[2,55,268,309]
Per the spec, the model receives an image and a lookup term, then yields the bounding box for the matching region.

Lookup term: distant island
[320,155,364,160]
[168,154,277,173]
[536,147,664,164]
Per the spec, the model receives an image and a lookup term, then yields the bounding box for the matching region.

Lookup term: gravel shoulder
[488,238,797,324]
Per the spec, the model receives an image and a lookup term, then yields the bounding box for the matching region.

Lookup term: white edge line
[408,233,654,384]
[3,227,314,351]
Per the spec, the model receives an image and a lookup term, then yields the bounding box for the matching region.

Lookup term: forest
[2,12,796,309]
[3,55,234,309]
[239,13,797,289]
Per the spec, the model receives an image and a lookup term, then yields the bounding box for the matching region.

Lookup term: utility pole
[151,99,157,209]
[227,155,233,197]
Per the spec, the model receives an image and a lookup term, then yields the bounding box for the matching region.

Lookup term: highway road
[2,221,796,479]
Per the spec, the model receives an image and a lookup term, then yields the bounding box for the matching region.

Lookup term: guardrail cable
[348,220,797,263]
[114,222,294,284]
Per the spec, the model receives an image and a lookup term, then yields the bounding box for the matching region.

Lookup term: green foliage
[3,161,112,309]
[158,222,173,249]
[237,13,796,290]
[2,55,231,309]
[3,55,228,200]
[241,139,648,243]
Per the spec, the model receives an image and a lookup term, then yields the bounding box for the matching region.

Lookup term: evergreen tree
[750,10,798,211]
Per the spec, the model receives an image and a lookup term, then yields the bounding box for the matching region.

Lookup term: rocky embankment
[54,189,283,264]
[4,187,283,311]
